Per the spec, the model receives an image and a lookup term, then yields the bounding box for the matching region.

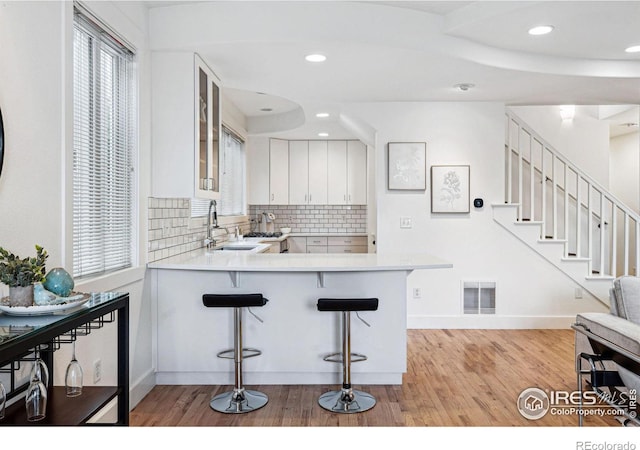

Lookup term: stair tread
[537,239,567,244]
[585,275,616,280]
[561,257,590,262]
[514,220,544,225]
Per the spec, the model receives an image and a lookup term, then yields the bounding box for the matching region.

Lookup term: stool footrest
[322,352,367,363]
[217,348,262,359]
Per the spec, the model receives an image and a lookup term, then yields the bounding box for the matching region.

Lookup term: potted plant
[0,245,48,307]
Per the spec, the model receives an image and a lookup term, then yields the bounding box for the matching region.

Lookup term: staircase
[493,110,640,305]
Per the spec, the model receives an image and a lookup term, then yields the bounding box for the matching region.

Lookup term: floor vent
[463,281,496,315]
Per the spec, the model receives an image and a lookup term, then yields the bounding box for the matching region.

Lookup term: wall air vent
[463,281,496,315]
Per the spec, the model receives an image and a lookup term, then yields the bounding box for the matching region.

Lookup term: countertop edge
[147,250,453,272]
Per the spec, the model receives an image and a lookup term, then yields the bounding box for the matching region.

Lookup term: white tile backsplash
[147,197,250,262]
[248,205,367,234]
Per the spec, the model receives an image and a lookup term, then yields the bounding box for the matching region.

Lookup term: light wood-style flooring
[130,329,618,427]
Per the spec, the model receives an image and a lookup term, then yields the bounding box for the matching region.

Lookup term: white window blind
[219,127,245,216]
[191,126,245,217]
[73,10,136,278]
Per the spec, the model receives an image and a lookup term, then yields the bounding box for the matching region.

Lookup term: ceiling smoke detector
[454,83,475,92]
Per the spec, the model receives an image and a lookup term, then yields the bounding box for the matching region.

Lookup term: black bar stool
[202,293,269,414]
[317,297,378,414]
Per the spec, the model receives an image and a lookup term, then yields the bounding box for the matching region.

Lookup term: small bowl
[280,227,292,234]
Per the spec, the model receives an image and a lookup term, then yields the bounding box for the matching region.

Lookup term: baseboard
[86,367,156,423]
[155,371,403,386]
[407,315,576,329]
[130,367,156,408]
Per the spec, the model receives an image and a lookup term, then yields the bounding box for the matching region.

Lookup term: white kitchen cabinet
[308,141,328,204]
[288,236,307,253]
[327,235,368,253]
[288,140,309,204]
[326,140,367,205]
[289,235,368,253]
[269,138,289,205]
[347,140,367,205]
[289,140,327,205]
[247,136,270,204]
[327,141,348,204]
[151,52,221,200]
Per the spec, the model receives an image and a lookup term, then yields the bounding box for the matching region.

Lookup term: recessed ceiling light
[528,25,554,36]
[316,112,330,118]
[318,132,329,137]
[625,45,640,53]
[260,108,273,112]
[305,54,327,63]
[454,83,475,92]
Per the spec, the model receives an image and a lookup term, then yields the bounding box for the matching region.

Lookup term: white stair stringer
[492,203,611,306]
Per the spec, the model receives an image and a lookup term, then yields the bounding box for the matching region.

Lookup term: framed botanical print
[387,142,426,190]
[431,165,470,213]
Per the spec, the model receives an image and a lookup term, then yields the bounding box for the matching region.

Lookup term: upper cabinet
[269,138,289,205]
[327,140,366,205]
[195,54,221,199]
[151,52,221,200]
[248,138,366,206]
[347,140,367,205]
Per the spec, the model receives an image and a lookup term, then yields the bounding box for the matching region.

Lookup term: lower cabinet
[288,235,368,254]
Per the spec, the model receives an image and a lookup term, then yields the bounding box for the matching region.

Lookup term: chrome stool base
[210,388,269,414]
[318,388,376,414]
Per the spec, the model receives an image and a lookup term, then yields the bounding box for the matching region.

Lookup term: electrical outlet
[93,359,102,384]
[400,217,412,229]
[575,288,583,299]
[413,288,421,299]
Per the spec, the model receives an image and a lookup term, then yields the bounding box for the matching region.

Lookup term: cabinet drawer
[327,236,367,246]
[327,245,368,254]
[306,245,328,254]
[306,237,328,246]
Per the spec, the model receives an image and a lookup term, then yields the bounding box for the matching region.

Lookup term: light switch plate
[400,217,412,228]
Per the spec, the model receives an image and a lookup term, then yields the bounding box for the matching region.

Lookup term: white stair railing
[505,110,640,278]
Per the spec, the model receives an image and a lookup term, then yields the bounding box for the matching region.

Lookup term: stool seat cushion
[203,293,268,308]
[317,298,378,312]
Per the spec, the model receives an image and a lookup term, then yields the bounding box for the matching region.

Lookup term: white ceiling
[146,1,640,138]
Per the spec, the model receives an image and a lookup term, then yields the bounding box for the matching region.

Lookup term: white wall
[0,0,154,411]
[509,105,611,188]
[610,131,640,275]
[345,102,607,328]
[610,131,640,213]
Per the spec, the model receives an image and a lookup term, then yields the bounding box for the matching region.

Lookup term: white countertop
[147,248,453,272]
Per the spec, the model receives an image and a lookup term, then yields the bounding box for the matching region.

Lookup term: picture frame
[387,142,426,190]
[431,165,470,213]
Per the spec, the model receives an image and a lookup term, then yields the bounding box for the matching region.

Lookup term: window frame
[70,4,139,280]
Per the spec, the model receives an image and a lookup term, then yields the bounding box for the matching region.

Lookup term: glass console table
[0,292,129,426]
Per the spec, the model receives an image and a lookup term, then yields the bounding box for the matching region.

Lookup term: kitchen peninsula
[148,250,452,385]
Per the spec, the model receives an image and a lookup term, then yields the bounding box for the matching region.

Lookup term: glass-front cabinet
[195,54,221,200]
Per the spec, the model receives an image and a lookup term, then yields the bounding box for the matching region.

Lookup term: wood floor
[130,329,618,427]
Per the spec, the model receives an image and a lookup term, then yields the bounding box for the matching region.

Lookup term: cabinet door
[247,136,270,204]
[288,236,307,253]
[194,54,221,200]
[269,138,289,205]
[327,140,347,205]
[347,140,367,205]
[289,140,309,204]
[308,141,328,204]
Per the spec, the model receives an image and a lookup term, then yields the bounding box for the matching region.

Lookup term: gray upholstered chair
[574,276,640,426]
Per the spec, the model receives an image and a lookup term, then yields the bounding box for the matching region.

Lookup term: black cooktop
[245,232,283,238]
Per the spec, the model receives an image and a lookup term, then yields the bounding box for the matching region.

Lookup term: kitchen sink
[215,245,258,251]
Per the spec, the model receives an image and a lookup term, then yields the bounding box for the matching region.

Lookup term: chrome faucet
[204,200,218,249]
